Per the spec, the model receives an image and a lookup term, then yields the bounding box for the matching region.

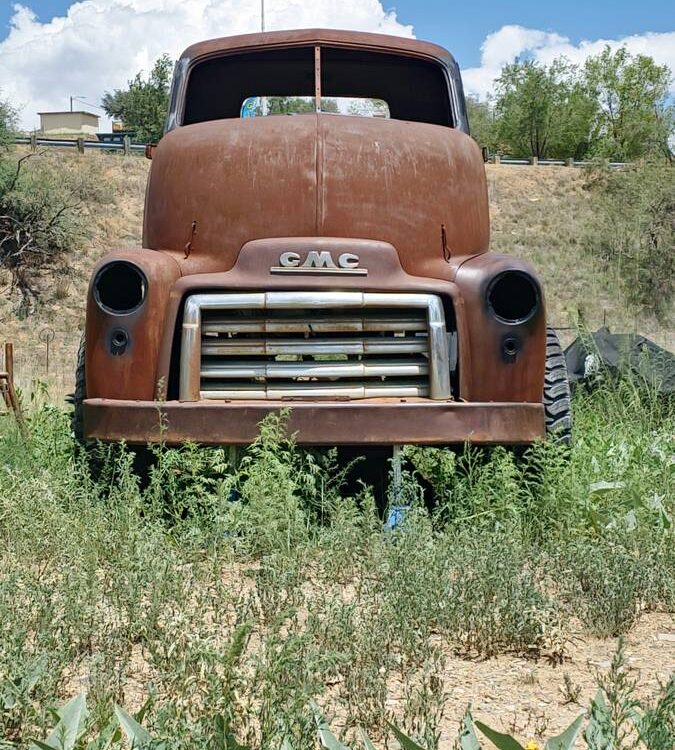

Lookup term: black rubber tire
[72,333,86,444]
[543,326,572,444]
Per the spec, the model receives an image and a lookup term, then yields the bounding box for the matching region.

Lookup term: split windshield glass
[182,45,452,126]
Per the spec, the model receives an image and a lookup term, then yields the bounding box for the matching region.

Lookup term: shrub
[583,162,675,322]
[0,149,84,316]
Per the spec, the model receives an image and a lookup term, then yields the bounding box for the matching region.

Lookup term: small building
[38,111,100,138]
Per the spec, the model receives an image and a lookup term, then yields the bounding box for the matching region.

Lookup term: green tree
[466,96,498,151]
[249,96,340,115]
[584,45,674,161]
[102,54,173,143]
[494,58,595,159]
[0,93,18,149]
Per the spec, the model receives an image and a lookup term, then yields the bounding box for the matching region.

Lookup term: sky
[0,0,674,130]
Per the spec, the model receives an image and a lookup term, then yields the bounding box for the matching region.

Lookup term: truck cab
[78,29,571,447]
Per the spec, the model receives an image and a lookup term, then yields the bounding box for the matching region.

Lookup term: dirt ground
[66,594,673,746]
[432,613,674,744]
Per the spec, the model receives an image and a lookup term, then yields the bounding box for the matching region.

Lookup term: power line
[69,96,105,113]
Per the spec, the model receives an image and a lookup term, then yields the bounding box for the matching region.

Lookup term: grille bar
[201,358,429,379]
[202,315,427,334]
[180,292,451,402]
[201,336,428,356]
[200,382,429,400]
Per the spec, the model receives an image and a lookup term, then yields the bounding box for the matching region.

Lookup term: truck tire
[543,326,572,443]
[72,333,86,445]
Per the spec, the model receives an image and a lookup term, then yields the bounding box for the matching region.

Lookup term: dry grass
[0,155,672,402]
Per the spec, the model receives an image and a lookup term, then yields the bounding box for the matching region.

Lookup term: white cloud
[0,1,414,130]
[462,24,675,100]
[2,7,673,130]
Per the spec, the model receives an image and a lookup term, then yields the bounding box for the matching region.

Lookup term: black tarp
[564,327,675,394]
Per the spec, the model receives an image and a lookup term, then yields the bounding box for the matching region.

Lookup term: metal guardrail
[13,136,146,154]
[13,138,632,166]
[488,155,630,168]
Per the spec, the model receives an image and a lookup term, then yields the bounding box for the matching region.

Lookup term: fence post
[76,137,85,155]
[566,157,574,167]
[123,135,131,156]
[530,156,538,166]
[493,154,501,165]
[30,133,37,151]
[1,343,27,438]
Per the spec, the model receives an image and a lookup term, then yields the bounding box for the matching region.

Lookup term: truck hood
[143,114,489,278]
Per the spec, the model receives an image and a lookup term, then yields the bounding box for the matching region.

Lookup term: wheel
[71,334,86,444]
[543,326,572,444]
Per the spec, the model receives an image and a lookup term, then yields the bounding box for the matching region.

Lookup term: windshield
[182,46,452,127]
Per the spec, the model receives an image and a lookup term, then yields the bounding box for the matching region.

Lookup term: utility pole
[69,95,89,112]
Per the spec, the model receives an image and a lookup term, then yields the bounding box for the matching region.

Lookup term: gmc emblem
[270,250,368,275]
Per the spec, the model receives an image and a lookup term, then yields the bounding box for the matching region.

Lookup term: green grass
[0,379,673,749]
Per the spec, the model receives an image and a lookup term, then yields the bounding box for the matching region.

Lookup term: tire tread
[543,326,572,444]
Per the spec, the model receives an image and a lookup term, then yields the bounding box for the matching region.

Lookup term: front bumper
[83,399,545,445]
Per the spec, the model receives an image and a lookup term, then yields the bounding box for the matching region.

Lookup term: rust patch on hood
[143,114,489,278]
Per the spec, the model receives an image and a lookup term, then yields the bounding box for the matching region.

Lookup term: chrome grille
[179,292,452,401]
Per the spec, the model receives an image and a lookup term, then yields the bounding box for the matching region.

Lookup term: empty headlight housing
[487,270,539,324]
[94,261,147,315]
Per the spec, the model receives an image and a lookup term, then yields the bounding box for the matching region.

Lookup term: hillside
[1,149,671,398]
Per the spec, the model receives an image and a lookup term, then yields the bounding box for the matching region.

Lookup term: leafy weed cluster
[0,380,673,748]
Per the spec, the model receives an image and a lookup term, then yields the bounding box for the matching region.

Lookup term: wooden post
[123,135,131,156]
[76,137,85,154]
[30,132,37,151]
[1,343,27,438]
[530,156,539,166]
[566,157,574,167]
[493,154,501,165]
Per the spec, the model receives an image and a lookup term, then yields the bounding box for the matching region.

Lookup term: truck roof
[168,29,468,133]
[180,28,457,68]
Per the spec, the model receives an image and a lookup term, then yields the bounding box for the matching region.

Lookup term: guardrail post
[29,133,37,151]
[530,156,538,166]
[76,137,85,155]
[123,135,131,156]
[493,154,501,165]
[566,157,574,167]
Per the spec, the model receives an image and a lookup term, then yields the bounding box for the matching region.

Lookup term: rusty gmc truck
[74,29,572,451]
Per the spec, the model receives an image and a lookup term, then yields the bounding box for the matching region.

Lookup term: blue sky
[1,1,673,130]
[2,0,674,69]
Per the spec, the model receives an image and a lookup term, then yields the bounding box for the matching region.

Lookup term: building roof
[38,111,100,119]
